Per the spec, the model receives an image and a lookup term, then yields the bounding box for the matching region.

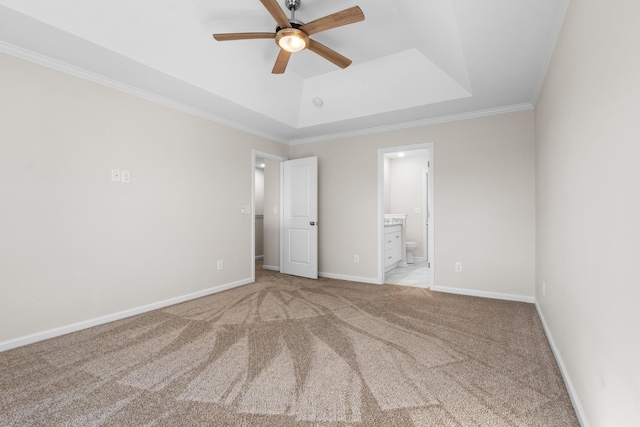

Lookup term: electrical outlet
[354,254,359,264]
[217,260,224,271]
[542,281,546,297]
[121,170,131,184]
[455,262,463,272]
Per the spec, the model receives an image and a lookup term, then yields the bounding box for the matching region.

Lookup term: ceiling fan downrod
[284,0,300,21]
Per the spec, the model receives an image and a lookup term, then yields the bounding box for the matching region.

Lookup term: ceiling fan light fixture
[275,28,309,52]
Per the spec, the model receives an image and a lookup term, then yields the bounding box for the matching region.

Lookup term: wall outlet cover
[455,262,463,272]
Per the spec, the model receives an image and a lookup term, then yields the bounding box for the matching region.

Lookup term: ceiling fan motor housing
[285,0,300,12]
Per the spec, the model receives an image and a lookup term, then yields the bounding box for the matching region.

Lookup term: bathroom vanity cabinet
[384,225,402,272]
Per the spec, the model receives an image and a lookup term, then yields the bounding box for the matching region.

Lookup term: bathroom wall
[387,155,429,259]
[383,157,391,213]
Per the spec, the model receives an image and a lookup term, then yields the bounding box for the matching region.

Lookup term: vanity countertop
[384,214,406,226]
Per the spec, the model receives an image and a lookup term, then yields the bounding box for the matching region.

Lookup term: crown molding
[0,41,536,147]
[288,103,535,146]
[0,41,289,145]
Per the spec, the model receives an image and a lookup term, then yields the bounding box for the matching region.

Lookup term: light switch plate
[111,169,121,182]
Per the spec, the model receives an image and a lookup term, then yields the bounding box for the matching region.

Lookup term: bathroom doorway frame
[377,143,435,287]
[251,150,288,283]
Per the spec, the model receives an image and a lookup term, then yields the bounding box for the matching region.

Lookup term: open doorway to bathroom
[378,144,434,288]
[252,151,287,282]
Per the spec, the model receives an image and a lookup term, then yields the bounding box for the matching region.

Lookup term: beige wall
[535,0,640,425]
[0,49,536,348]
[289,109,536,298]
[0,52,287,345]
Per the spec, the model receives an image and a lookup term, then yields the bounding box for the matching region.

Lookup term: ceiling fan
[213,0,365,74]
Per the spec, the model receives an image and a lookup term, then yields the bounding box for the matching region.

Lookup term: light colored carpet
[0,265,578,426]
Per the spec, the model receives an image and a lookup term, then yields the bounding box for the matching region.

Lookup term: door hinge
[428,262,431,268]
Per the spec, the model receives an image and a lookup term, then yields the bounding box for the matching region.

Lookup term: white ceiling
[0,0,568,145]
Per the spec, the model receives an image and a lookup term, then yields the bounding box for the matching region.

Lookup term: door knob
[310,221,316,226]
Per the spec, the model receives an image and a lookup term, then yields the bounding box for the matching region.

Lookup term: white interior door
[282,157,318,279]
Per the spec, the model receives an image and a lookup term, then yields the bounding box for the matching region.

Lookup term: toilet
[406,242,418,264]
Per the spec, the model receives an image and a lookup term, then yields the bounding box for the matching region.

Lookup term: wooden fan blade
[272,49,292,74]
[213,32,275,41]
[299,6,364,36]
[260,0,291,29]
[308,39,352,69]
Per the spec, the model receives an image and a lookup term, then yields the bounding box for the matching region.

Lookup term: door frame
[251,150,287,283]
[377,143,435,287]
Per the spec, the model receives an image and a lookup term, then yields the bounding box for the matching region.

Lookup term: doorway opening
[378,144,434,288]
[252,151,287,282]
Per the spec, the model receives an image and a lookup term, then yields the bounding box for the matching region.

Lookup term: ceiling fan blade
[272,49,292,74]
[260,0,291,29]
[299,6,364,36]
[213,32,275,41]
[308,39,352,69]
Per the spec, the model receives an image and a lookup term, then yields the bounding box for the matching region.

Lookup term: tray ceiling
[0,0,569,144]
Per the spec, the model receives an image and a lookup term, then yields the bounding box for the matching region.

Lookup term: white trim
[535,301,590,427]
[378,144,435,288]
[0,278,252,353]
[422,169,428,270]
[290,104,534,145]
[319,272,381,285]
[251,151,288,283]
[0,41,288,145]
[262,265,280,271]
[431,286,535,304]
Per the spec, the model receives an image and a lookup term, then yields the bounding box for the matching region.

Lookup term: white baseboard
[262,265,280,271]
[0,278,252,353]
[254,255,264,260]
[430,285,535,303]
[535,301,589,427]
[319,271,380,285]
